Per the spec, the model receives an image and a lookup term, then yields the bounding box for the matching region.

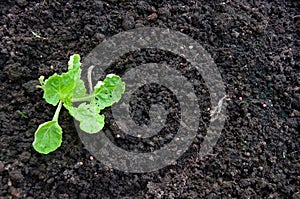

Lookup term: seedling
[33,54,125,154]
[31,31,47,40]
[17,110,27,119]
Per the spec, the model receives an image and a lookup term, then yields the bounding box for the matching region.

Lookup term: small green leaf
[43,72,76,106]
[73,79,87,99]
[42,54,85,106]
[33,121,62,154]
[38,76,45,85]
[68,54,81,71]
[68,103,104,134]
[68,54,87,99]
[93,74,126,110]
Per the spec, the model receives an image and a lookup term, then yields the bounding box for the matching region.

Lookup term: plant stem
[72,95,94,103]
[52,101,63,121]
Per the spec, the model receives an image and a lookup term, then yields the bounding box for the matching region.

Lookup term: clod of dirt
[0,161,4,173]
[16,0,28,7]
[22,80,39,94]
[9,170,24,185]
[122,14,135,30]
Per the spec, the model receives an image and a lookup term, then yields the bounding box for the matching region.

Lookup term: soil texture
[0,0,299,198]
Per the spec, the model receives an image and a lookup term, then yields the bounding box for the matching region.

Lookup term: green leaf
[67,54,81,83]
[42,54,85,106]
[68,54,87,99]
[43,72,76,106]
[68,103,105,134]
[68,54,81,71]
[32,121,62,154]
[93,74,126,110]
[73,79,87,99]
[38,76,45,85]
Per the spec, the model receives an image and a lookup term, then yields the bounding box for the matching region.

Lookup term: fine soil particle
[0,0,299,198]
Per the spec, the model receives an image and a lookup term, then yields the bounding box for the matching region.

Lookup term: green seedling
[31,31,46,40]
[17,110,27,119]
[33,54,125,154]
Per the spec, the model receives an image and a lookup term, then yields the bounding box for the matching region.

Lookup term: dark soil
[1,0,299,198]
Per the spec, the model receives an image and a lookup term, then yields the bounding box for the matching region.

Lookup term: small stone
[95,33,105,41]
[231,30,240,38]
[147,13,158,20]
[245,152,250,157]
[148,141,155,146]
[10,187,21,197]
[8,179,12,186]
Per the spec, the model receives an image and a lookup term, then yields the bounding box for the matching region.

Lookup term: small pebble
[147,13,158,20]
[8,179,12,186]
[10,187,20,198]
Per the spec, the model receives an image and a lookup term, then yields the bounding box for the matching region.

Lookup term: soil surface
[1,0,299,198]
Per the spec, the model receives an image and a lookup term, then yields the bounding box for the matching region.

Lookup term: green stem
[52,101,63,121]
[72,95,94,103]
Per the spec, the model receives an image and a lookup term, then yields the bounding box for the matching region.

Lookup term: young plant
[33,54,125,154]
